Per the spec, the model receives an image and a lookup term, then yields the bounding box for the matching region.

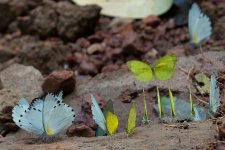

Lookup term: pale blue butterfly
[188,3,212,45]
[209,73,220,116]
[91,94,107,133]
[12,92,76,135]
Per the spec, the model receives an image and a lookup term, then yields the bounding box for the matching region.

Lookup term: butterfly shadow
[22,134,66,145]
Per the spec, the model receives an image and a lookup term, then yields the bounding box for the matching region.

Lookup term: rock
[0,0,28,31]
[87,43,105,55]
[12,36,68,74]
[74,51,225,131]
[66,124,95,137]
[79,59,98,75]
[56,2,101,40]
[143,15,160,26]
[101,64,120,73]
[122,32,145,56]
[76,38,90,49]
[75,112,96,129]
[0,47,16,63]
[217,144,225,150]
[213,16,225,41]
[17,0,101,40]
[0,89,20,136]
[0,89,19,113]
[219,127,225,139]
[0,64,43,100]
[167,46,186,57]
[81,94,105,116]
[18,0,57,37]
[76,51,225,99]
[42,69,75,95]
[2,122,19,132]
[87,31,105,43]
[0,79,2,90]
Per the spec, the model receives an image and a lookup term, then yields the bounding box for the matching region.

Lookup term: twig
[192,93,209,106]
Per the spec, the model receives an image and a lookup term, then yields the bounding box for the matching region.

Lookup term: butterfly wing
[209,73,220,115]
[126,102,136,135]
[25,99,45,135]
[106,111,118,136]
[193,106,206,121]
[188,3,211,45]
[43,102,75,135]
[127,60,153,83]
[43,93,75,135]
[12,98,30,130]
[154,54,176,81]
[91,94,106,132]
[12,98,45,135]
[12,98,29,120]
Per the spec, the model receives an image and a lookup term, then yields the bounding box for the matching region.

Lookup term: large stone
[66,124,95,137]
[0,0,28,31]
[17,0,101,40]
[0,35,68,74]
[0,89,19,113]
[0,63,43,100]
[42,69,75,95]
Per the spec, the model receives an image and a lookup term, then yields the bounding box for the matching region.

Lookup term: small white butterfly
[91,94,106,133]
[12,92,76,136]
[209,73,220,116]
[188,3,212,45]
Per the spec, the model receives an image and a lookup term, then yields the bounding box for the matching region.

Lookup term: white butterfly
[209,73,220,116]
[188,3,212,45]
[91,94,106,133]
[12,92,76,135]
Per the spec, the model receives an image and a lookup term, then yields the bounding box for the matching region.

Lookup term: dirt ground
[0,121,217,150]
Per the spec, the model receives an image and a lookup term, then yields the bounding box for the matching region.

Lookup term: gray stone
[0,63,43,101]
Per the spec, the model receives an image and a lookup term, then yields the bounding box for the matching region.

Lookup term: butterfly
[91,94,118,136]
[125,102,136,135]
[209,73,220,116]
[127,54,176,83]
[96,99,114,136]
[12,92,75,136]
[188,3,212,45]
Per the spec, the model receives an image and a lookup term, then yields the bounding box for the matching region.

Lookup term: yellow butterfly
[127,54,176,82]
[125,102,136,135]
[106,111,118,136]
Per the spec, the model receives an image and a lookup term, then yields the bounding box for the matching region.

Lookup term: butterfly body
[12,92,76,136]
